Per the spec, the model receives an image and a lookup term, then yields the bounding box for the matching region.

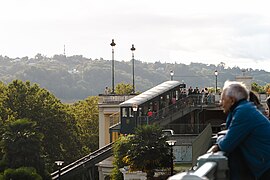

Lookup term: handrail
[51,142,113,179]
[167,149,229,180]
[168,162,217,180]
[135,94,217,127]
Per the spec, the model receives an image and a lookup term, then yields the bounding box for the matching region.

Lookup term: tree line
[1,54,270,102]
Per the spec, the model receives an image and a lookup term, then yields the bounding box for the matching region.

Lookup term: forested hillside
[0,54,269,102]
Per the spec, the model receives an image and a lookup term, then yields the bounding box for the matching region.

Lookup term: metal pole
[132,52,135,93]
[170,146,174,176]
[215,75,217,94]
[110,39,116,94]
[214,70,218,94]
[112,47,114,94]
[170,70,174,81]
[131,44,136,94]
[58,167,61,180]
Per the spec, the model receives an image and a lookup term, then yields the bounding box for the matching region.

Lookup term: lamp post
[214,70,218,94]
[170,70,174,81]
[166,140,176,176]
[131,44,136,94]
[55,160,64,180]
[110,39,116,94]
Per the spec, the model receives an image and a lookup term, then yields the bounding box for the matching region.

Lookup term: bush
[3,167,42,180]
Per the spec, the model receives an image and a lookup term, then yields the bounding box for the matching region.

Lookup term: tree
[125,125,171,179]
[251,82,266,93]
[0,80,82,171]
[265,83,270,95]
[111,135,132,180]
[115,83,133,95]
[3,167,42,180]
[1,119,47,178]
[69,96,99,154]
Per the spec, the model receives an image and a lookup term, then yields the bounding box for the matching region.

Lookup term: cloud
[1,0,270,72]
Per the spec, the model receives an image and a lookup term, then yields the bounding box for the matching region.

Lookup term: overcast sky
[1,0,270,71]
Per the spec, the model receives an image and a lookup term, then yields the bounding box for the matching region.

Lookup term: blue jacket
[218,100,270,178]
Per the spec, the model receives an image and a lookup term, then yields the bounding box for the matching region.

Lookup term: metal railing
[168,151,229,180]
[98,94,135,104]
[51,143,113,180]
[136,94,217,126]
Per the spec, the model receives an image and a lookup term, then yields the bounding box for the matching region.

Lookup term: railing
[51,142,113,180]
[98,94,135,104]
[168,151,229,180]
[168,128,229,180]
[136,94,218,126]
[109,111,120,126]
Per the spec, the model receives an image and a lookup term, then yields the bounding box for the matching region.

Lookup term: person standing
[208,81,270,180]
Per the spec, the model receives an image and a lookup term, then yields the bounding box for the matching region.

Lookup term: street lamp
[214,70,218,94]
[170,70,174,81]
[110,39,116,94]
[55,160,64,180]
[166,140,176,176]
[131,44,136,94]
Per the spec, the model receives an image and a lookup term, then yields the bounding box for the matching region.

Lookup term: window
[122,108,128,117]
[129,108,134,117]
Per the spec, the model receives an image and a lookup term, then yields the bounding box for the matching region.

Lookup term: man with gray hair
[209,81,270,180]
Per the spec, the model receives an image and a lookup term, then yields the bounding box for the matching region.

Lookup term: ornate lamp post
[55,160,64,180]
[166,140,176,176]
[170,70,174,81]
[131,44,136,94]
[214,70,218,94]
[110,39,116,94]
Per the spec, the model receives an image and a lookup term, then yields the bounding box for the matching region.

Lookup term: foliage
[1,119,47,178]
[111,135,132,180]
[1,55,270,101]
[264,83,270,95]
[69,96,99,154]
[251,82,266,93]
[2,167,42,180]
[125,125,171,179]
[115,83,133,95]
[0,80,82,172]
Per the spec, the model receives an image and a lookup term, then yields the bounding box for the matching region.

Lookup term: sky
[1,0,270,71]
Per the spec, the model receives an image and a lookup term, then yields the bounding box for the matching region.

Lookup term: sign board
[173,145,192,162]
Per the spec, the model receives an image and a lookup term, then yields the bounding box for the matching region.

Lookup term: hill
[0,54,269,102]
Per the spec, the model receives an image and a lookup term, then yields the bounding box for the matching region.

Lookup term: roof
[119,81,181,107]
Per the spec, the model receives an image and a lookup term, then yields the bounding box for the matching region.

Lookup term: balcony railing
[168,151,229,180]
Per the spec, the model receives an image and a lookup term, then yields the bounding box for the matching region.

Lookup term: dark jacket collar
[229,99,246,112]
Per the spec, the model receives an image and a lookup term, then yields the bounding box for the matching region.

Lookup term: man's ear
[230,97,236,105]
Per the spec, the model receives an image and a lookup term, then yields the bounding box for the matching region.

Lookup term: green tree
[251,82,266,93]
[125,125,171,179]
[115,83,133,95]
[111,135,132,180]
[0,80,82,171]
[3,167,42,180]
[265,83,270,95]
[1,119,47,178]
[69,96,99,154]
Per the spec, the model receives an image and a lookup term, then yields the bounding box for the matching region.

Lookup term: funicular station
[51,79,230,180]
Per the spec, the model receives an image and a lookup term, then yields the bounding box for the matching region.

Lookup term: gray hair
[222,80,249,101]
